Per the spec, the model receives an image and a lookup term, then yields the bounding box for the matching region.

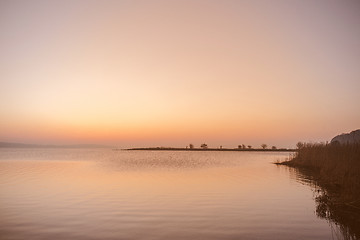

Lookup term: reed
[281,143,360,205]
[278,143,360,239]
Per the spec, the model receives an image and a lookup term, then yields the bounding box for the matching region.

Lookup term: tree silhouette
[189,144,194,149]
[261,144,267,149]
[201,143,208,149]
[296,142,304,149]
[272,146,277,150]
[248,145,252,149]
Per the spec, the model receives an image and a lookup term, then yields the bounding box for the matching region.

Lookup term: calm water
[0,149,341,239]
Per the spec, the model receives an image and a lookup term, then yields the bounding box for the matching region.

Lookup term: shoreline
[120,147,296,152]
[275,143,360,238]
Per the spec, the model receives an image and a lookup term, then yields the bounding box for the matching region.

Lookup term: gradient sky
[1,0,360,148]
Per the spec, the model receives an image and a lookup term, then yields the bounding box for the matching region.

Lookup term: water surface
[0,149,340,239]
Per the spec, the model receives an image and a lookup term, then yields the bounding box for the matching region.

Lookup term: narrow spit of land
[120,147,295,152]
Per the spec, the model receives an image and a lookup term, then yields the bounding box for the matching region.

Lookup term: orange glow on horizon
[1,0,359,147]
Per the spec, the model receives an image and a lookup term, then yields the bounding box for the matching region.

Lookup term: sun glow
[1,0,359,147]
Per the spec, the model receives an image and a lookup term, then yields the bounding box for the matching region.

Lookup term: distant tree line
[187,143,278,150]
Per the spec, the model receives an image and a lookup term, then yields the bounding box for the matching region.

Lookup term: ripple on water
[0,149,338,240]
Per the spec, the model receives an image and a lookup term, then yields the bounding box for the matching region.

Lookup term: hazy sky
[1,0,360,148]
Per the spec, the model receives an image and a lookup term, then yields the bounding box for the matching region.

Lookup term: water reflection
[0,149,341,240]
[283,165,360,240]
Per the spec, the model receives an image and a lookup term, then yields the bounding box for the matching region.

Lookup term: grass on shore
[278,143,360,206]
[276,143,360,239]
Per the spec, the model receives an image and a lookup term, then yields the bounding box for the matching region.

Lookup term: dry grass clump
[285,143,360,204]
[277,143,360,238]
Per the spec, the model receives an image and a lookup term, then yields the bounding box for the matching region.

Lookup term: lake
[0,149,342,239]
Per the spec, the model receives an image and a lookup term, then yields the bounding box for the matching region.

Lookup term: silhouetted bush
[278,143,360,239]
[284,143,360,204]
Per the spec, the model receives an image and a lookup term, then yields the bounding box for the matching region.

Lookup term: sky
[1,0,360,148]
